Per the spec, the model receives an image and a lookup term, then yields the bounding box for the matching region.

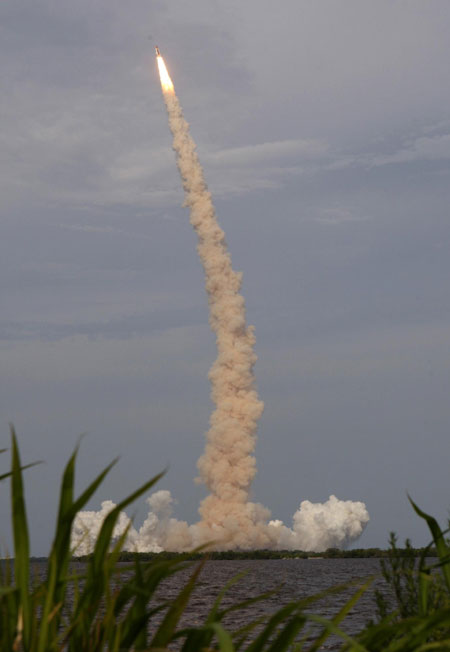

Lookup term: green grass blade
[48,453,119,650]
[414,641,450,651]
[409,496,450,592]
[245,602,300,652]
[233,614,271,650]
[0,461,41,483]
[112,559,180,617]
[385,608,450,651]
[119,603,170,648]
[206,570,250,623]
[307,576,374,652]
[417,541,435,617]
[124,555,146,649]
[89,470,165,573]
[38,444,94,651]
[10,426,32,649]
[0,587,17,597]
[37,448,78,651]
[0,557,18,647]
[417,571,430,617]
[207,622,235,652]
[73,470,166,632]
[178,626,215,652]
[150,560,205,648]
[307,613,369,652]
[265,614,306,652]
[71,458,118,517]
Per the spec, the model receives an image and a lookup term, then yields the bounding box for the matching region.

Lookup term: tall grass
[2,425,450,651]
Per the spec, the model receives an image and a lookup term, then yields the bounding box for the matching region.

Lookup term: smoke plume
[71,54,369,554]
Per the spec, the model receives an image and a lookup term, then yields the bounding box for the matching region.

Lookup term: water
[26,557,387,649]
[149,558,383,649]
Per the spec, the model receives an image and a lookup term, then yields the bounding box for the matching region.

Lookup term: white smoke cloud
[71,56,369,555]
[71,491,369,554]
[268,496,370,551]
[71,500,137,557]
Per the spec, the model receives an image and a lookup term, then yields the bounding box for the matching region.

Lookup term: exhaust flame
[157,55,174,94]
[70,52,370,554]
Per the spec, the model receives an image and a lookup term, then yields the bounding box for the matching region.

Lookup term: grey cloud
[209,139,329,166]
[314,207,370,226]
[371,133,450,166]
[0,307,204,343]
[2,327,210,383]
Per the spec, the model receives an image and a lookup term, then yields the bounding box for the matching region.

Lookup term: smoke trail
[71,53,370,554]
[157,55,266,548]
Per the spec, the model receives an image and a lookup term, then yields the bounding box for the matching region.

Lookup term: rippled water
[149,558,384,649]
[27,558,387,649]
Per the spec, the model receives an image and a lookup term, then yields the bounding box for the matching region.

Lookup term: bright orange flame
[157,55,174,93]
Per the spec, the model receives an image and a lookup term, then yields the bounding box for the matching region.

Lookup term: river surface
[140,558,384,649]
[25,558,390,649]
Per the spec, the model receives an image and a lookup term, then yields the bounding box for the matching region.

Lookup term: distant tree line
[69,545,437,563]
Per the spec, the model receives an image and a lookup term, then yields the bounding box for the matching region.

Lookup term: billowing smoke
[72,491,369,556]
[71,54,369,555]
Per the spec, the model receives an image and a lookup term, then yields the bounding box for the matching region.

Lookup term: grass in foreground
[2,425,450,651]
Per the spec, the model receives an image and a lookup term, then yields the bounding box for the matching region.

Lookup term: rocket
[155,46,161,57]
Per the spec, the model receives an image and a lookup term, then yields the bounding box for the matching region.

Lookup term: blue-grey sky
[1,0,450,554]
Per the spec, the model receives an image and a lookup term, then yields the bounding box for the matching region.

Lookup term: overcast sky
[1,0,450,554]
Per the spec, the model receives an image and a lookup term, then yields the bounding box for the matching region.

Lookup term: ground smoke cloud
[71,57,369,555]
[72,491,369,556]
